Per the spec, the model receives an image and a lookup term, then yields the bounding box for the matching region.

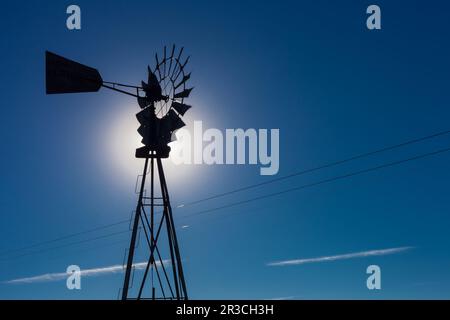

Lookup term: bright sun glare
[103,105,199,189]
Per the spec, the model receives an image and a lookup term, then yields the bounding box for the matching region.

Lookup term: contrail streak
[267,247,413,266]
[4,260,169,284]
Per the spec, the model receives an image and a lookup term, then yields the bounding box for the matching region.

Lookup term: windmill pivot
[136,145,171,159]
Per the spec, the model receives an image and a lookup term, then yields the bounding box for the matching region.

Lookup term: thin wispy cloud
[267,246,413,267]
[4,260,169,284]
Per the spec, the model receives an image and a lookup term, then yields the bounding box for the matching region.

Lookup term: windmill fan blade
[182,56,190,68]
[167,45,176,75]
[147,66,160,88]
[137,96,150,109]
[137,125,147,137]
[159,118,174,143]
[137,125,152,145]
[174,73,191,90]
[142,67,162,101]
[155,52,160,69]
[154,53,162,80]
[177,47,184,61]
[163,109,186,131]
[168,109,186,130]
[163,46,167,75]
[174,88,193,99]
[46,51,103,94]
[171,102,191,116]
[136,107,152,124]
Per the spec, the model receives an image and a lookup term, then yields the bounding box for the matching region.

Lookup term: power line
[2,129,450,258]
[180,146,450,219]
[0,230,131,262]
[0,219,129,257]
[176,129,450,208]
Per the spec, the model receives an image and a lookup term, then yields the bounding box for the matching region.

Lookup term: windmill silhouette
[45,45,192,300]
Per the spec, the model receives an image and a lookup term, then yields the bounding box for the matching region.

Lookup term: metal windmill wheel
[136,45,193,158]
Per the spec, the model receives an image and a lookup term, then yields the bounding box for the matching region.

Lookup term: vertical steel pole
[150,156,155,300]
[122,156,149,300]
[157,157,188,299]
[156,157,181,299]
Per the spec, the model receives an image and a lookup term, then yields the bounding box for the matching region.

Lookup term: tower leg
[122,157,149,300]
[157,157,188,299]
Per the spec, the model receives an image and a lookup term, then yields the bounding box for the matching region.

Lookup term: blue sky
[1,0,450,299]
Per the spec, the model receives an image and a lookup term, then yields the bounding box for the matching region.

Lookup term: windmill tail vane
[45,45,193,300]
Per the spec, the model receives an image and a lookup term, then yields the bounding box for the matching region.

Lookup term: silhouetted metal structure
[45,46,192,300]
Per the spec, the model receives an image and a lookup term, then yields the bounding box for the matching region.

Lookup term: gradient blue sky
[1,0,450,299]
